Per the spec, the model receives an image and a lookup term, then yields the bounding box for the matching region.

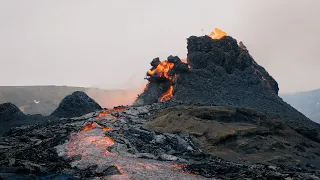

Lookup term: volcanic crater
[1,29,320,180]
[135,30,320,142]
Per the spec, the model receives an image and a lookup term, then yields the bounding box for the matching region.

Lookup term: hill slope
[136,35,320,136]
[281,89,320,123]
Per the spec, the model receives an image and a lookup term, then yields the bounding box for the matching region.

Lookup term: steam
[84,88,141,108]
[1,1,319,93]
[232,1,320,93]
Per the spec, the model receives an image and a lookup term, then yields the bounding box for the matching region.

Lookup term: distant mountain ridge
[0,86,140,115]
[281,89,320,123]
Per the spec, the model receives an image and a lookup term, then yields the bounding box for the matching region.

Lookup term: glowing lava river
[55,105,212,180]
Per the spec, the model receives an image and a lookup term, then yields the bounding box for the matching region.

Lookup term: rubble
[1,32,320,179]
[0,103,319,179]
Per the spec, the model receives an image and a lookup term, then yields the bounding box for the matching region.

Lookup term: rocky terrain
[0,103,54,135]
[1,32,320,179]
[1,102,319,179]
[147,106,320,169]
[0,91,104,135]
[135,35,320,143]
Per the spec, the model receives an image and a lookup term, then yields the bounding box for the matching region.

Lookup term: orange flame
[147,61,175,80]
[160,85,174,102]
[209,28,227,39]
[144,58,189,102]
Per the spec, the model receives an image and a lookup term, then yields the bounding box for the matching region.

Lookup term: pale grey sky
[0,0,319,93]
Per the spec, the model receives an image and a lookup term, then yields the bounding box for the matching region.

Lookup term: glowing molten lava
[160,85,174,102]
[103,136,115,147]
[67,124,115,158]
[144,57,189,102]
[102,127,113,131]
[81,123,98,132]
[81,122,113,133]
[97,107,126,120]
[209,28,227,39]
[147,61,175,80]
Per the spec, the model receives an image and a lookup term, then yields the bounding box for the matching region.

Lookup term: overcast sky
[0,0,319,93]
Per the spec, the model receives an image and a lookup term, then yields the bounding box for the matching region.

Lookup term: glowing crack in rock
[96,107,127,120]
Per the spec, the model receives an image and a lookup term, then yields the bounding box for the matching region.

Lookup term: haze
[0,0,319,93]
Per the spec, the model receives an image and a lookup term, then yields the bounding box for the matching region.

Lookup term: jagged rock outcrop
[136,35,320,141]
[51,91,102,118]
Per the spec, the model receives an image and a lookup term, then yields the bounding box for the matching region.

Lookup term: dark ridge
[0,103,55,135]
[0,103,25,122]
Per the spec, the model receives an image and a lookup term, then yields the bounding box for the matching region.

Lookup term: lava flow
[67,124,115,158]
[209,28,227,39]
[160,85,174,102]
[97,106,127,120]
[61,107,212,179]
[81,122,97,132]
[140,28,227,103]
[72,107,127,156]
[147,61,175,80]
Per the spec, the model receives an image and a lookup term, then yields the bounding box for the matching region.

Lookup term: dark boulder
[51,91,102,118]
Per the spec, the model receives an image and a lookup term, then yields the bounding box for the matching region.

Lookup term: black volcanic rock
[136,35,320,141]
[0,103,55,135]
[1,103,319,179]
[51,91,102,118]
[0,103,25,122]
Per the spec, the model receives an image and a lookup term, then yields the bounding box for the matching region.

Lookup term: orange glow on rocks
[208,28,227,39]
